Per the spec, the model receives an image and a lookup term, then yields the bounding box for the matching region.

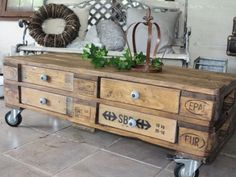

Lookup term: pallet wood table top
[5,53,236,95]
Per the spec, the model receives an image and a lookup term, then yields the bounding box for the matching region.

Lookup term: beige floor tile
[55,150,160,177]
[155,170,173,177]
[5,135,98,175]
[0,154,50,177]
[56,126,121,148]
[107,137,173,168]
[21,110,72,133]
[200,155,236,177]
[0,123,46,153]
[221,131,236,156]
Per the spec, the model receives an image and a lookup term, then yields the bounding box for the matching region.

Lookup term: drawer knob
[131,90,140,100]
[39,98,47,105]
[128,119,137,128]
[40,74,48,81]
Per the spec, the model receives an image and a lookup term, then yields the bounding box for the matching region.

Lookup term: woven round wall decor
[28,4,80,47]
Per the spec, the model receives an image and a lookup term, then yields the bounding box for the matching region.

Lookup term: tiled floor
[0,99,236,177]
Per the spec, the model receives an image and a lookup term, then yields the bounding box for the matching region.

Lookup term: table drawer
[21,65,74,91]
[99,104,177,143]
[100,78,180,113]
[21,87,72,115]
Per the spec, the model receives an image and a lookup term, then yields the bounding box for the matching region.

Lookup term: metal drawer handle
[39,98,47,105]
[128,119,137,128]
[130,90,140,100]
[40,74,48,81]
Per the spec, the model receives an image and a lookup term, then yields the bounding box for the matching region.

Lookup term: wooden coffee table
[3,53,236,177]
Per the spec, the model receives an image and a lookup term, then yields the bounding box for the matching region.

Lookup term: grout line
[106,137,123,148]
[220,152,236,159]
[2,133,56,154]
[52,149,100,177]
[101,149,162,169]
[2,125,73,155]
[152,160,173,176]
[3,153,53,177]
[23,123,72,135]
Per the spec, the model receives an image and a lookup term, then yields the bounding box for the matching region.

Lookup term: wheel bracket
[174,158,202,177]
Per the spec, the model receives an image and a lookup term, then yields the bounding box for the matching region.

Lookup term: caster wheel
[5,111,22,127]
[174,163,199,177]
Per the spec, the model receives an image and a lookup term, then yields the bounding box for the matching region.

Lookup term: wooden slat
[74,78,97,97]
[21,65,74,91]
[99,104,177,143]
[100,78,180,113]
[72,98,97,124]
[5,54,236,95]
[21,87,71,115]
[180,97,215,121]
[3,65,18,81]
[4,84,19,105]
[178,127,211,153]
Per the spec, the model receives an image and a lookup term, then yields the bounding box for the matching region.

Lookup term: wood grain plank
[5,54,236,95]
[180,97,215,121]
[21,65,74,91]
[74,78,97,97]
[21,87,71,115]
[3,65,18,81]
[4,84,19,105]
[99,104,177,143]
[100,78,180,113]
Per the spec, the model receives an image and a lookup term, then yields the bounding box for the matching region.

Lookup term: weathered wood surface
[100,78,180,113]
[4,53,236,95]
[99,104,177,143]
[3,53,236,160]
[21,65,74,91]
[21,87,72,115]
[72,98,97,124]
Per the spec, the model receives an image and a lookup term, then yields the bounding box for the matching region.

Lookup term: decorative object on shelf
[28,3,80,47]
[82,43,163,71]
[82,7,163,72]
[126,7,162,72]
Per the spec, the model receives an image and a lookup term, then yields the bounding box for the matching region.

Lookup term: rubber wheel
[174,163,199,177]
[5,111,22,127]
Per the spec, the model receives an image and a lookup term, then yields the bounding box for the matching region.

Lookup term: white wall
[1,0,236,73]
[0,21,34,69]
[188,0,236,73]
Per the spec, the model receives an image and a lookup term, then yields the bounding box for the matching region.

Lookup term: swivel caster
[174,158,201,177]
[5,109,23,127]
[174,163,199,177]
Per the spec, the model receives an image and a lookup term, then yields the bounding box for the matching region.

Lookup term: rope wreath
[28,4,80,47]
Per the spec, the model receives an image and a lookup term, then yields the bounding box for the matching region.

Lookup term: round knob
[128,119,137,128]
[39,98,47,105]
[130,90,140,100]
[40,74,48,81]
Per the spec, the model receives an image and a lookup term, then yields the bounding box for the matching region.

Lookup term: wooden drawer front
[21,65,73,91]
[180,97,214,120]
[100,78,180,113]
[21,87,72,115]
[99,104,177,143]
